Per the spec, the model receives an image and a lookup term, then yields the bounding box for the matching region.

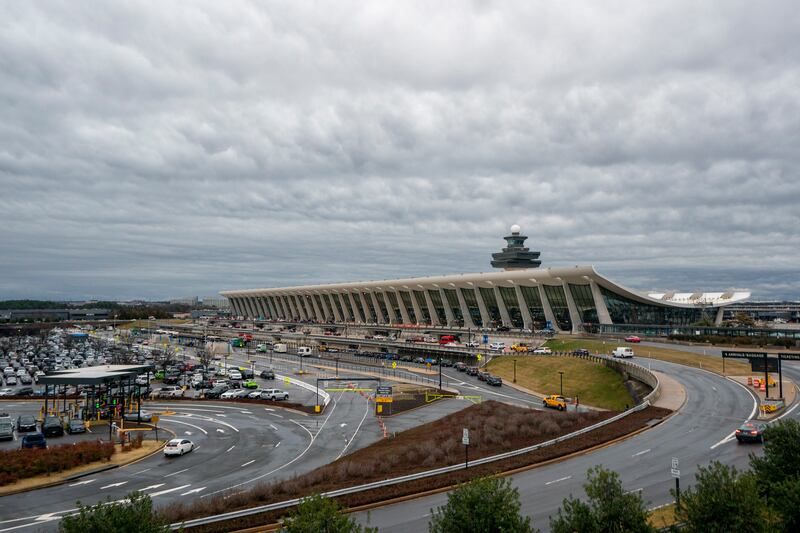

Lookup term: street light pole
[513,359,517,383]
[559,371,564,396]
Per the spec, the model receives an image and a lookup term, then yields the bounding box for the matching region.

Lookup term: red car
[625,336,641,343]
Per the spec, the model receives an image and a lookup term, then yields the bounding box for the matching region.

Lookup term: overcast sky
[1,1,798,302]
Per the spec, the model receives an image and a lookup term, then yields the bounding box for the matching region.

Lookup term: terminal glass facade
[543,285,572,331]
[385,292,402,322]
[313,295,328,319]
[413,291,431,324]
[600,286,711,326]
[322,294,337,320]
[568,284,598,323]
[331,294,347,321]
[360,293,377,323]
[427,290,448,324]
[374,292,391,323]
[478,287,502,325]
[460,288,483,327]
[443,289,463,323]
[518,285,547,327]
[498,287,524,328]
[398,291,418,323]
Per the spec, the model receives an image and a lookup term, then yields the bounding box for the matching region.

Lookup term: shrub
[0,440,114,486]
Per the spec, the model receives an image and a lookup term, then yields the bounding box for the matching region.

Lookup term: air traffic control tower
[490,224,542,270]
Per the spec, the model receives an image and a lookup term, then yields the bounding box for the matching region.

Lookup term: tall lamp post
[558,371,564,396]
[513,359,517,383]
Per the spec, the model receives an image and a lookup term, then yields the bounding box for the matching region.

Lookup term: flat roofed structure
[221,265,750,333]
[38,364,153,386]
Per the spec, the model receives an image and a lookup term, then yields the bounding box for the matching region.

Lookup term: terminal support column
[393,290,412,324]
[538,285,561,333]
[474,287,491,327]
[589,281,613,325]
[494,286,513,327]
[347,292,364,323]
[513,284,534,330]
[455,288,476,329]
[369,292,387,324]
[438,289,456,327]
[423,290,440,326]
[561,280,584,334]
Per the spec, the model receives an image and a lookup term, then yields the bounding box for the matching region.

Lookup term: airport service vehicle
[21,433,46,449]
[511,343,529,353]
[489,342,505,351]
[66,419,86,434]
[17,414,37,432]
[164,438,194,456]
[543,395,568,411]
[297,346,312,357]
[260,389,289,401]
[532,347,552,355]
[625,336,642,343]
[274,344,288,353]
[612,347,635,358]
[736,421,767,443]
[260,369,275,380]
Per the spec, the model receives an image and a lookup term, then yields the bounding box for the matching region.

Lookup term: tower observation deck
[490,224,542,270]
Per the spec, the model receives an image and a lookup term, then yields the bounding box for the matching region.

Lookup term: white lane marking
[545,475,572,485]
[149,484,191,497]
[178,413,240,433]
[216,428,226,433]
[241,460,255,467]
[336,389,371,460]
[204,392,339,497]
[275,441,281,448]
[139,483,165,491]
[184,431,192,435]
[164,468,190,478]
[131,468,152,474]
[264,408,274,411]
[632,449,651,457]
[101,481,127,489]
[68,479,95,486]
[216,414,227,418]
[268,413,284,418]
[269,424,278,431]
[159,418,208,435]
[710,378,759,449]
[181,487,206,496]
[239,410,252,414]
[625,488,644,495]
[226,445,236,453]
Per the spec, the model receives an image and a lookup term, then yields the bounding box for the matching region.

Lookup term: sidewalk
[651,371,686,411]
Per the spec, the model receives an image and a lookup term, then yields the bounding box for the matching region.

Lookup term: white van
[274,343,288,353]
[297,346,312,357]
[612,347,634,358]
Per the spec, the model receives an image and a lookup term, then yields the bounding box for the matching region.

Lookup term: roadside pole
[463,428,470,469]
[671,457,681,509]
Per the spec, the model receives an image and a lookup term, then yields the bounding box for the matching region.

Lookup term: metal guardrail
[170,399,652,530]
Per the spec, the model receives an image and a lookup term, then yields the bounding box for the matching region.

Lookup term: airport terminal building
[220,227,749,334]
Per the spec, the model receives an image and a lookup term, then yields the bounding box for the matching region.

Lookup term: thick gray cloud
[1,1,798,301]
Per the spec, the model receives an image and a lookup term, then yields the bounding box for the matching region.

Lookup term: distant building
[0,308,110,321]
[201,297,231,309]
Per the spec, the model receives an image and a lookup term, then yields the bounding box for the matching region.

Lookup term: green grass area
[486,356,635,411]
[543,337,751,376]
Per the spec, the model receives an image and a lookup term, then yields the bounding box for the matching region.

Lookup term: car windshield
[26,435,43,442]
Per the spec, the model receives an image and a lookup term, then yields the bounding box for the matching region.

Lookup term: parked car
[243,379,258,389]
[42,416,64,437]
[259,369,275,380]
[220,389,239,399]
[466,367,479,376]
[477,371,490,381]
[572,349,590,356]
[0,388,15,397]
[532,347,552,355]
[489,342,505,351]
[543,395,567,411]
[66,419,86,434]
[155,386,184,398]
[736,421,767,443]
[247,389,266,399]
[164,438,194,456]
[0,416,13,440]
[15,386,35,396]
[205,385,229,399]
[16,414,37,432]
[465,341,480,348]
[455,362,467,371]
[260,389,289,401]
[21,433,47,449]
[625,336,642,343]
[496,325,510,332]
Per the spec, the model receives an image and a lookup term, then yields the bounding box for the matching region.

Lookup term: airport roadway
[354,358,769,532]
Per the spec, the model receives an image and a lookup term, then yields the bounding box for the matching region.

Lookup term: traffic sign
[482,335,489,344]
[671,468,681,478]
[391,361,397,369]
[476,354,482,361]
[671,457,679,469]
[462,428,470,445]
[151,415,159,424]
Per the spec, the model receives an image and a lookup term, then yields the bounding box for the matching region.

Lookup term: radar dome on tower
[510,224,521,234]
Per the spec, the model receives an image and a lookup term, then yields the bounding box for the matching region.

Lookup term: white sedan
[220,389,239,399]
[164,438,194,456]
